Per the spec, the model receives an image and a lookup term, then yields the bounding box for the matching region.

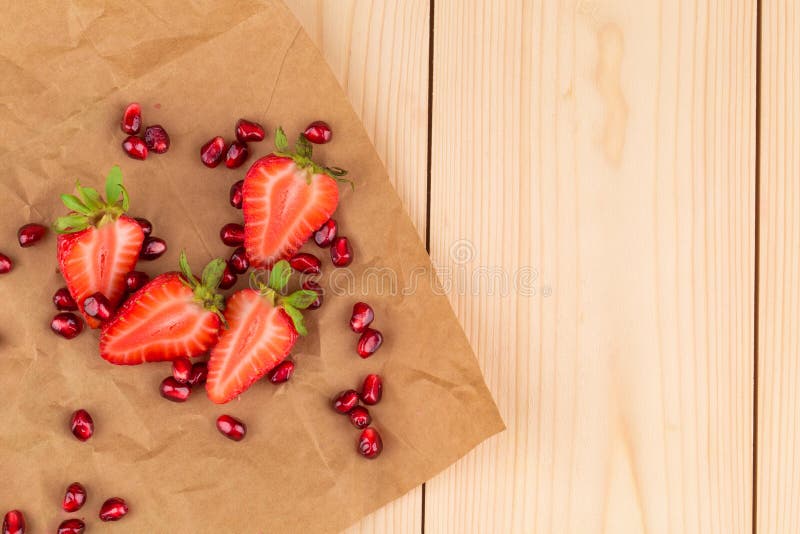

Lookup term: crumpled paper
[0,1,504,532]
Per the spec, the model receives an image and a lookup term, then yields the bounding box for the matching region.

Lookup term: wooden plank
[426,1,756,533]
[284,1,429,533]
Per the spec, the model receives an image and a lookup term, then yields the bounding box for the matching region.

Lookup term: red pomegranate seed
[216,414,246,441]
[313,219,337,247]
[229,247,249,274]
[235,119,266,142]
[125,271,150,292]
[220,223,245,247]
[187,361,208,386]
[121,103,142,134]
[330,236,353,267]
[2,510,25,534]
[70,409,94,441]
[0,253,12,274]
[57,518,85,534]
[160,376,191,402]
[172,357,192,384]
[349,406,372,429]
[357,427,383,459]
[303,120,332,144]
[302,280,323,310]
[122,135,148,160]
[229,179,244,209]
[332,389,359,414]
[62,482,87,512]
[218,263,237,290]
[134,217,152,236]
[350,302,374,333]
[99,497,129,522]
[139,236,167,260]
[357,328,383,358]
[144,124,170,154]
[360,374,383,405]
[267,360,294,384]
[225,140,249,169]
[83,292,112,322]
[200,136,226,168]
[17,223,47,247]
[53,287,77,311]
[51,312,83,339]
[289,252,321,275]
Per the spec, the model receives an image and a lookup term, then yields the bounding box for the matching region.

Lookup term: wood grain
[426,1,756,533]
[284,1,429,532]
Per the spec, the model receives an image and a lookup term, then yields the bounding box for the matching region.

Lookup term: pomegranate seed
[83,292,112,321]
[267,360,294,384]
[201,136,226,168]
[350,302,374,333]
[218,263,237,289]
[220,223,245,247]
[360,374,383,405]
[139,236,167,260]
[2,510,25,534]
[187,361,208,386]
[125,271,150,292]
[313,219,337,247]
[121,103,142,134]
[216,414,246,441]
[302,280,323,310]
[172,357,192,384]
[330,236,353,267]
[70,409,94,441]
[0,253,12,274]
[357,328,383,358]
[229,247,249,274]
[235,119,266,142]
[62,482,87,512]
[57,518,85,534]
[144,124,170,153]
[51,312,83,339]
[225,140,249,169]
[303,120,332,144]
[122,135,148,160]
[230,179,244,209]
[17,223,47,247]
[289,252,321,275]
[53,287,77,311]
[134,217,153,236]
[332,389,359,414]
[349,406,372,429]
[99,497,129,522]
[160,376,191,402]
[357,427,383,459]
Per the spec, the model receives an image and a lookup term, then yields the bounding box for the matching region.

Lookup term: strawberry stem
[178,251,227,325]
[272,126,352,183]
[54,166,131,234]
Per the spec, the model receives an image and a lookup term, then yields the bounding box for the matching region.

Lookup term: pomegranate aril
[219,263,237,290]
[220,223,245,247]
[53,287,77,311]
[350,302,374,333]
[289,252,321,275]
[125,271,150,292]
[52,312,83,339]
[144,124,170,153]
[302,280,323,310]
[187,361,208,386]
[200,136,226,168]
[0,253,12,274]
[230,179,244,209]
[172,357,192,384]
[349,406,372,429]
[2,510,25,534]
[139,236,167,260]
[313,219,337,247]
[267,360,294,384]
[235,119,266,142]
[229,247,249,274]
[225,140,249,169]
[330,236,353,267]
[216,414,246,441]
[121,102,142,134]
[17,223,47,247]
[360,374,383,405]
[99,497,129,521]
[62,482,87,512]
[83,292,112,321]
[70,409,94,441]
[57,518,85,534]
[303,120,332,144]
[122,135,148,160]
[332,389,359,414]
[357,328,383,358]
[160,376,191,402]
[134,217,153,236]
[358,427,383,459]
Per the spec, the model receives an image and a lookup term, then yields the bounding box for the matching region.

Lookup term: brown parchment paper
[0,1,504,532]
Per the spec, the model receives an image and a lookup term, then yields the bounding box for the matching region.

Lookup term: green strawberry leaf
[178,250,199,286]
[60,194,92,215]
[54,214,90,234]
[77,183,103,211]
[325,166,348,177]
[284,289,319,310]
[275,126,289,152]
[296,134,313,159]
[201,258,227,290]
[119,184,130,211]
[105,165,124,205]
[282,303,307,336]
[268,260,292,292]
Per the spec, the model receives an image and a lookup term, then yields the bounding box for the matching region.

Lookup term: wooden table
[285,1,791,532]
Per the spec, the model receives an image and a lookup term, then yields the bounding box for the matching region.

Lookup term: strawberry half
[243,127,348,268]
[55,167,145,328]
[206,260,317,403]
[99,252,226,365]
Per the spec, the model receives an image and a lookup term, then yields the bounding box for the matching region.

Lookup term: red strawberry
[100,253,226,364]
[242,127,348,268]
[55,167,145,328]
[206,260,317,403]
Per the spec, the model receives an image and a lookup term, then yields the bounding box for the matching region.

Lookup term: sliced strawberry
[100,253,227,365]
[243,127,347,268]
